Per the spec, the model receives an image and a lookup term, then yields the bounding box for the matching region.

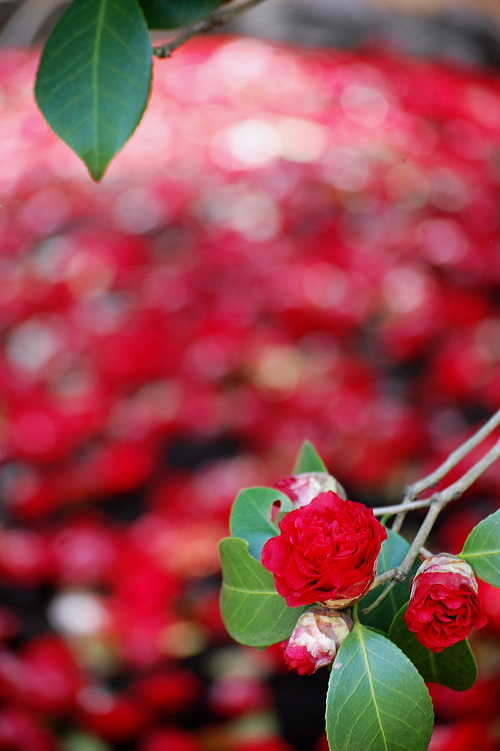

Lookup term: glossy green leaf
[138,0,224,29]
[388,605,477,692]
[293,440,328,474]
[229,486,293,561]
[359,530,418,633]
[460,509,500,586]
[35,0,152,181]
[219,537,305,647]
[326,623,433,751]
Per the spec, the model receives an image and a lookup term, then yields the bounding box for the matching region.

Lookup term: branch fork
[363,407,500,615]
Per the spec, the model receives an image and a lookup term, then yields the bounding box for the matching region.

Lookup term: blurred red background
[1,31,500,751]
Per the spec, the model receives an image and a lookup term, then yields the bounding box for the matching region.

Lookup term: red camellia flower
[404,555,487,652]
[261,491,387,608]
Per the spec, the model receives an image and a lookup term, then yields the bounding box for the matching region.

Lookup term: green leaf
[359,530,418,633]
[326,623,433,751]
[229,486,293,561]
[62,733,111,751]
[35,0,152,181]
[219,537,305,647]
[459,509,500,587]
[138,0,224,29]
[388,605,477,692]
[293,440,328,474]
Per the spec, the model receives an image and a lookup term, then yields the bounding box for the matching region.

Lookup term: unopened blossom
[404,554,487,652]
[275,472,346,508]
[281,606,353,675]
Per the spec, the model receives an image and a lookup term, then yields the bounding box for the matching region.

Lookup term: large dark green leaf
[359,530,417,633]
[326,623,433,751]
[219,537,304,647]
[138,0,225,29]
[293,440,328,473]
[35,0,152,181]
[229,486,293,562]
[388,606,477,692]
[460,509,500,586]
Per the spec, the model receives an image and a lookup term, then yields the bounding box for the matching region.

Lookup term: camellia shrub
[2,27,500,751]
[220,439,500,751]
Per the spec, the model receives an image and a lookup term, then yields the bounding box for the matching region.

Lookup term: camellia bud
[404,554,487,652]
[275,472,346,509]
[413,554,477,581]
[281,606,353,675]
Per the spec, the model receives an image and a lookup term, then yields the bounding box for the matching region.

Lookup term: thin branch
[363,504,440,614]
[372,497,432,517]
[375,432,500,519]
[363,434,500,614]
[408,407,500,498]
[152,0,270,59]
[362,580,396,615]
[394,500,442,581]
[370,569,396,588]
[366,435,500,614]
[390,496,417,535]
[434,436,500,504]
[419,546,433,558]
[0,0,62,47]
[392,406,500,533]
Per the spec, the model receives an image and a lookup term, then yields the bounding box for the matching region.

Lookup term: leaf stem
[152,0,270,59]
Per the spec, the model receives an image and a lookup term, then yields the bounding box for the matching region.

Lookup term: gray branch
[152,0,271,59]
[0,0,62,47]
[364,434,500,614]
[392,405,500,533]
[372,497,432,516]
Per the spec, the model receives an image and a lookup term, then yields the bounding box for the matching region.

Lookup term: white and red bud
[410,554,478,597]
[281,606,352,675]
[275,472,346,509]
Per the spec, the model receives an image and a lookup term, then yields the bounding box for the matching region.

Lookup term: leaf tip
[87,164,108,182]
[292,439,328,474]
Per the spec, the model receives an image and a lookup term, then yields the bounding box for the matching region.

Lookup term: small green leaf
[229,486,293,561]
[293,440,328,474]
[388,605,477,692]
[138,0,224,29]
[326,623,433,751]
[35,0,152,181]
[62,733,111,751]
[219,537,305,647]
[460,509,500,586]
[359,529,418,633]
